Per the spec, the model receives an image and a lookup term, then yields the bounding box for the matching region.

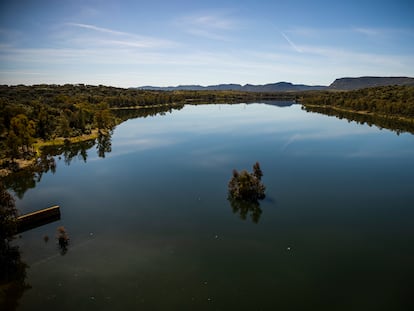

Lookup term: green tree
[35,107,56,140]
[8,114,35,157]
[57,114,71,137]
[253,162,263,180]
[0,181,17,244]
[94,103,115,133]
[5,132,20,160]
[228,162,266,202]
[0,182,31,310]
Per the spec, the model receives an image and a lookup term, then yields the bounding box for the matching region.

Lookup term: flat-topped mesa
[329,76,414,90]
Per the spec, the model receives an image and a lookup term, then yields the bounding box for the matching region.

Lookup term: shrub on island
[228,162,265,202]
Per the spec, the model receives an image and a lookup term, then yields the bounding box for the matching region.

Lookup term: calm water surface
[13,103,414,310]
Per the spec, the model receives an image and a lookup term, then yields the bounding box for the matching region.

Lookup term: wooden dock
[17,205,61,233]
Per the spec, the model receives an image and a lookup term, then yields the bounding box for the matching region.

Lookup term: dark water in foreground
[11,103,414,310]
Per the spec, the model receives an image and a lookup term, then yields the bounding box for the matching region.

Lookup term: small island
[228,162,266,202]
[227,162,266,223]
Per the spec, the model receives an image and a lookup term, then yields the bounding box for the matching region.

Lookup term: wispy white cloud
[67,22,131,36]
[297,44,407,68]
[280,127,377,153]
[283,26,320,37]
[66,22,176,49]
[1,40,412,87]
[177,12,238,41]
[352,27,380,36]
[1,19,413,87]
[0,70,45,75]
[185,28,229,41]
[351,26,414,37]
[188,14,236,30]
[285,25,414,41]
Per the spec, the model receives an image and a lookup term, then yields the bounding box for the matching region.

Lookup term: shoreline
[302,104,414,124]
[0,129,101,177]
[2,103,414,177]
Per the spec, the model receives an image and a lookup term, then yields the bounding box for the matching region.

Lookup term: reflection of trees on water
[0,243,30,310]
[57,226,69,256]
[260,100,295,108]
[303,106,414,135]
[3,132,112,198]
[0,182,30,310]
[0,105,186,307]
[227,163,265,224]
[2,155,56,199]
[44,138,96,165]
[62,139,92,165]
[228,198,263,223]
[111,104,184,121]
[97,132,112,158]
[2,104,185,197]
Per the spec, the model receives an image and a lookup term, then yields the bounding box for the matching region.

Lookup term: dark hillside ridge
[138,77,414,92]
[136,82,326,92]
[329,76,414,90]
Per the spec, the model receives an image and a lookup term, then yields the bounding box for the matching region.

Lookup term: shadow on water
[2,132,112,198]
[96,132,112,158]
[1,182,31,311]
[227,163,266,224]
[2,155,56,199]
[57,226,69,256]
[2,104,185,198]
[228,198,263,223]
[0,105,186,307]
[111,103,184,121]
[259,100,296,108]
[0,243,30,311]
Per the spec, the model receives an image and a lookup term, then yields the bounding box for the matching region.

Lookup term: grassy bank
[32,129,100,152]
[0,129,102,177]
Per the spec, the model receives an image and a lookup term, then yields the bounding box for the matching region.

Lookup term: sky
[0,0,413,87]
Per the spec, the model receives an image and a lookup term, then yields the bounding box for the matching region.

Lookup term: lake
[9,102,414,310]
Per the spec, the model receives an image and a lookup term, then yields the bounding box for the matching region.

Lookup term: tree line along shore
[300,85,414,119]
[1,84,414,175]
[300,85,414,135]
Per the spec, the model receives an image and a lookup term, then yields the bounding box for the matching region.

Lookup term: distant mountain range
[328,77,414,90]
[136,82,326,92]
[136,76,414,92]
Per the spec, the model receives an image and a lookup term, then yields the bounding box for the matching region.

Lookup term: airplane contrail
[280,31,303,53]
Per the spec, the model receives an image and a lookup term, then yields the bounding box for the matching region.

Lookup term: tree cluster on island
[227,162,266,223]
[228,162,266,202]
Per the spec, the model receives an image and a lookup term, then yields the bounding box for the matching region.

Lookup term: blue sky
[0,0,413,87]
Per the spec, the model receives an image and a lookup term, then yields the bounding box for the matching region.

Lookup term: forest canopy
[0,84,291,163]
[301,85,414,119]
[2,84,414,169]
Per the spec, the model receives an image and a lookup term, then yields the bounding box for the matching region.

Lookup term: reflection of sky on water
[15,103,414,214]
[13,103,414,310]
[109,103,414,160]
